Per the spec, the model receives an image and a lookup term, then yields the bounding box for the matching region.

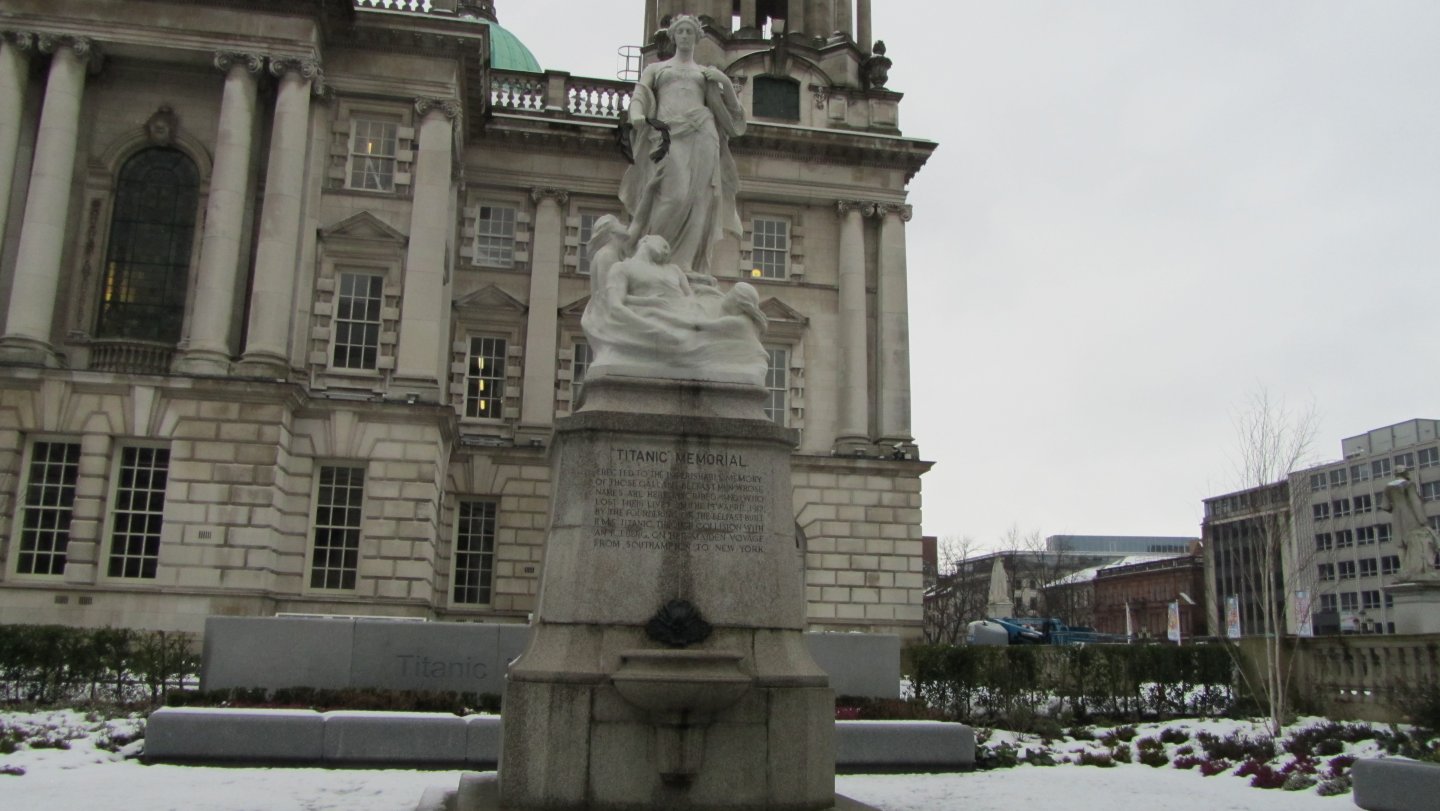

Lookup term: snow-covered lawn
[0,709,1403,810]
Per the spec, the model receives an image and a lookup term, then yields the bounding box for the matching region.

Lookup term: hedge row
[165,686,502,715]
[0,624,199,706]
[911,643,1236,728]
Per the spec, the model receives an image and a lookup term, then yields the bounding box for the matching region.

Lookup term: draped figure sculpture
[580,16,767,387]
[1381,467,1440,580]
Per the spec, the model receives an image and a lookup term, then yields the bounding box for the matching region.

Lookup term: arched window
[96,148,199,343]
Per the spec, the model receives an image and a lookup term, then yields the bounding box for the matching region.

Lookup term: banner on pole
[1225,595,1242,639]
[1294,590,1314,637]
[1167,600,1181,643]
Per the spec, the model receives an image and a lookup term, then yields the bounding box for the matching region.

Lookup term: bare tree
[1208,387,1319,735]
[922,534,983,644]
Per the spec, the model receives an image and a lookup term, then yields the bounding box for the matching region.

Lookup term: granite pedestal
[1386,580,1440,634]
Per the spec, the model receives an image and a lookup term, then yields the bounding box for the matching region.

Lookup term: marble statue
[1380,467,1440,580]
[580,15,767,386]
[618,14,744,276]
[582,227,767,385]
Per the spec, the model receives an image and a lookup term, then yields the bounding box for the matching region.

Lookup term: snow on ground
[0,709,1389,810]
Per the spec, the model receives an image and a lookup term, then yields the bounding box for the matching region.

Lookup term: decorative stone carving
[862,39,892,90]
[1381,467,1440,581]
[268,56,324,95]
[213,51,264,75]
[414,96,461,119]
[35,33,99,68]
[881,202,914,221]
[582,228,767,386]
[2,31,37,52]
[644,599,714,647]
[528,186,568,205]
[144,105,179,146]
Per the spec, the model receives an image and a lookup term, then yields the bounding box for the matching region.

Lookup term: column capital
[1,30,38,52]
[414,96,462,120]
[880,203,913,222]
[36,33,100,67]
[530,186,569,206]
[214,51,265,75]
[268,56,325,95]
[835,199,870,217]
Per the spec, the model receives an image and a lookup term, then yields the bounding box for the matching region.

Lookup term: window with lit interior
[348,118,399,191]
[466,337,507,419]
[751,218,789,279]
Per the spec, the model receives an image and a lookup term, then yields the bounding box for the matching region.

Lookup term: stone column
[835,0,853,39]
[739,0,758,31]
[876,203,913,445]
[175,52,263,376]
[236,57,319,378]
[835,200,870,449]
[394,97,459,400]
[0,35,95,366]
[0,32,36,257]
[518,186,566,438]
[857,0,872,53]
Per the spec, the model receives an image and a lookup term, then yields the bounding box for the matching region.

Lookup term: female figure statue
[619,14,745,276]
[1381,467,1440,580]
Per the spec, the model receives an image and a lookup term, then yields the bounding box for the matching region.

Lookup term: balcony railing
[354,0,495,16]
[490,71,631,120]
[88,339,175,375]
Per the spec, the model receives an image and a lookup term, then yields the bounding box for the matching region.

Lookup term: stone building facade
[0,1,934,636]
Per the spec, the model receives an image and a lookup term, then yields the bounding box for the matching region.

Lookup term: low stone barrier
[834,720,975,773]
[201,617,901,700]
[143,709,972,772]
[1353,758,1440,811]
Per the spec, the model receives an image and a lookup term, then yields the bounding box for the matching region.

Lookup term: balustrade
[88,339,175,375]
[1290,635,1440,723]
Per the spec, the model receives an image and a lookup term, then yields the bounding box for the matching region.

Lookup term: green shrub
[163,686,501,715]
[0,624,199,706]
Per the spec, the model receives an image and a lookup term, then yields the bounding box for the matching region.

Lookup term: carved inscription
[592,445,769,554]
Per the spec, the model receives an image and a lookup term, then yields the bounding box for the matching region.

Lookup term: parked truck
[966,616,1128,646]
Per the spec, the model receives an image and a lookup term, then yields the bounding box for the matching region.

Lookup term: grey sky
[496,2,1440,550]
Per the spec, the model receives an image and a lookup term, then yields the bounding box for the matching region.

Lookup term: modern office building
[0,1,936,636]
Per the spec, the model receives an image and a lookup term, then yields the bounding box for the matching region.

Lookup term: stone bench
[144,709,973,772]
[1353,758,1440,811]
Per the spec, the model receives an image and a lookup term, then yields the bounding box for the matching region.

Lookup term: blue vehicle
[966,616,1127,646]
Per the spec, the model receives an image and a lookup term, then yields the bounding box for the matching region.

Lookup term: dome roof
[477,19,541,73]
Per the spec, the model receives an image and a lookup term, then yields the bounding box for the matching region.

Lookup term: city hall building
[0,1,935,636]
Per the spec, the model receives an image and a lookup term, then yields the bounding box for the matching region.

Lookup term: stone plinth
[491,377,836,811]
[1387,580,1440,634]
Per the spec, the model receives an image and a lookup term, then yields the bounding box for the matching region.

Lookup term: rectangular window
[348,118,399,191]
[1312,503,1330,521]
[1362,590,1381,610]
[1335,529,1354,548]
[1314,532,1332,551]
[1381,555,1400,575]
[1422,481,1440,503]
[15,441,81,576]
[1320,593,1338,613]
[1317,563,1335,582]
[333,272,384,370]
[572,341,593,405]
[1419,447,1440,469]
[1329,469,1348,488]
[1356,525,1376,545]
[1338,561,1357,580]
[475,205,517,267]
[1359,558,1378,578]
[465,337,507,419]
[764,347,788,426]
[1351,463,1370,482]
[452,500,497,605]
[1354,494,1373,514]
[309,466,365,590]
[751,218,789,279]
[1340,592,1358,611]
[1332,498,1351,517]
[1309,473,1327,492]
[1377,523,1392,543]
[106,446,169,579]
[1372,458,1392,479]
[577,213,599,275]
[1394,452,1415,470]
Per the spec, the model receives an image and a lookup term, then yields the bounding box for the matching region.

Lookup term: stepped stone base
[417,774,882,811]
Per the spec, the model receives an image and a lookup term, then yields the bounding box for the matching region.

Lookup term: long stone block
[143,707,324,764]
[834,720,975,773]
[1354,758,1440,811]
[465,715,503,768]
[322,711,468,766]
[201,616,355,690]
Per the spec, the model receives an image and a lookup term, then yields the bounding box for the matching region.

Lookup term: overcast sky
[496,2,1440,551]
